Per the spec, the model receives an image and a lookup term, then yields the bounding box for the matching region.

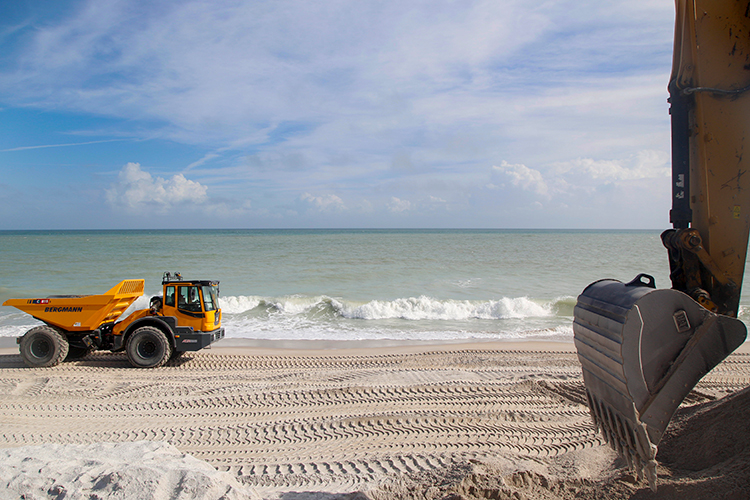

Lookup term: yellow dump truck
[3,272,225,368]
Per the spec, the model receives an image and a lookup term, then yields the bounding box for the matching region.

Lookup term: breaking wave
[0,293,577,342]
[219,294,572,321]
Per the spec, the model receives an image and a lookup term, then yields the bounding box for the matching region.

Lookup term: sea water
[1,229,748,343]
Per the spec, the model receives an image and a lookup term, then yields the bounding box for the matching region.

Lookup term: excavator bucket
[573,274,746,490]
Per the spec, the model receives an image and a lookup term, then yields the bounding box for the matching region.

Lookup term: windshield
[178,286,202,312]
[202,285,218,311]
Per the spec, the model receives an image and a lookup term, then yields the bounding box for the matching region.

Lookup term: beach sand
[0,338,748,499]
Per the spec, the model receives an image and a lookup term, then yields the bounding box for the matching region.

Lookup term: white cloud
[299,193,346,212]
[0,1,673,152]
[105,162,208,212]
[551,150,669,181]
[388,197,412,213]
[0,0,678,228]
[493,161,548,195]
[481,150,671,228]
[491,149,668,203]
[0,139,123,152]
[185,153,220,171]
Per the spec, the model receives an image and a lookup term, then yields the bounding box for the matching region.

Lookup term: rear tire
[19,326,69,368]
[126,326,172,368]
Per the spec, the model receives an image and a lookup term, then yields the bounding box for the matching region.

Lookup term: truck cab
[111,272,225,365]
[160,273,223,346]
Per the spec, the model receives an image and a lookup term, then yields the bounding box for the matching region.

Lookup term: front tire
[19,325,69,368]
[126,326,172,368]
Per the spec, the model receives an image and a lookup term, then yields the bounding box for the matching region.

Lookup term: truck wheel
[126,326,172,368]
[19,326,69,368]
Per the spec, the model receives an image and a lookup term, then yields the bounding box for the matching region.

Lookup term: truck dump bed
[2,280,145,332]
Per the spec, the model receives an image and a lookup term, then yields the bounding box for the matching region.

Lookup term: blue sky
[0,0,675,229]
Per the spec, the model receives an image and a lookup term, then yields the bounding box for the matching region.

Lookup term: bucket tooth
[573,275,746,491]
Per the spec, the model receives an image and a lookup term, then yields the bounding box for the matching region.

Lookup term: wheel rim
[137,339,158,359]
[30,338,51,359]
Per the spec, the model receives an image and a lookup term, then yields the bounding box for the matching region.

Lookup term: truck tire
[126,326,172,368]
[19,325,69,368]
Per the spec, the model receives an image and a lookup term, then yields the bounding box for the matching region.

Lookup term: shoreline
[2,335,749,355]
[0,335,576,357]
[205,336,579,355]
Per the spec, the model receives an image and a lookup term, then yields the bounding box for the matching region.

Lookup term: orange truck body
[3,280,145,332]
[3,273,224,368]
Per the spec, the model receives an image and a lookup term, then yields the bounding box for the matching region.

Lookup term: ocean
[2,229,748,343]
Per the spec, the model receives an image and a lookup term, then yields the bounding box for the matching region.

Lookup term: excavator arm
[665,0,750,316]
[573,0,750,490]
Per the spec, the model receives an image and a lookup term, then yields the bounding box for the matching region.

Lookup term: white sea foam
[218,295,263,314]
[218,294,554,321]
[209,294,571,341]
[0,294,569,340]
[340,296,551,320]
[739,305,749,322]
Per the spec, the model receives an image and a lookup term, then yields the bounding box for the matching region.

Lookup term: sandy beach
[0,338,748,499]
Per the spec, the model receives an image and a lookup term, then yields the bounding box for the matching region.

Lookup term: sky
[0,0,677,230]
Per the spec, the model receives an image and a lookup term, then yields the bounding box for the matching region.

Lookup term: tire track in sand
[0,349,746,494]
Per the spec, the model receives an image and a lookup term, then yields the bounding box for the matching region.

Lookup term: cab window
[202,286,218,311]
[165,286,175,307]
[177,286,202,312]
